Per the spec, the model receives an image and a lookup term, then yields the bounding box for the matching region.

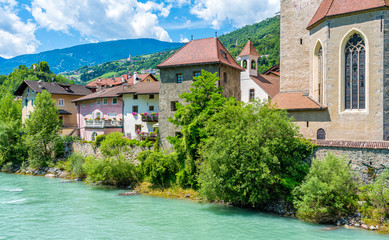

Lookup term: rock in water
[45,174,56,178]
[118,191,140,196]
[60,180,73,183]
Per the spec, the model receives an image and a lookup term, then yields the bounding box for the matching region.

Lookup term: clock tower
[280,0,322,92]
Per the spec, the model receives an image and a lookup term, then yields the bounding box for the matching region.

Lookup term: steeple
[238,38,260,77]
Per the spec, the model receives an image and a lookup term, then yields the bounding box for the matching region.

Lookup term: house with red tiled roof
[278,0,389,142]
[87,73,157,88]
[157,37,244,148]
[238,39,280,103]
[14,80,94,136]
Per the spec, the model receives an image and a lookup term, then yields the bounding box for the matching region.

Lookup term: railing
[141,115,158,122]
[85,120,122,128]
[137,132,158,140]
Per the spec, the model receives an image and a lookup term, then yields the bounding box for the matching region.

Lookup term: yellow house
[14,80,94,136]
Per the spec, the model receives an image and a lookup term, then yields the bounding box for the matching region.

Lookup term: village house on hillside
[72,86,124,141]
[120,81,160,140]
[157,37,244,148]
[274,0,389,143]
[14,80,94,136]
[87,73,157,89]
[238,39,280,103]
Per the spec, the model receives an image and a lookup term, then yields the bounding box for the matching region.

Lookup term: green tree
[24,90,62,168]
[39,61,52,73]
[169,70,236,187]
[0,92,26,165]
[199,101,314,207]
[293,153,357,223]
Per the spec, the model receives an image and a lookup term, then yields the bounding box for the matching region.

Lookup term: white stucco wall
[123,94,159,139]
[240,77,269,103]
[21,87,37,122]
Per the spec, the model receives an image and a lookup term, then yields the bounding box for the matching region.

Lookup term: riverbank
[3,166,389,235]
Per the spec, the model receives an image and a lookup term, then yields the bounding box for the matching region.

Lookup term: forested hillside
[63,15,280,83]
[219,15,280,73]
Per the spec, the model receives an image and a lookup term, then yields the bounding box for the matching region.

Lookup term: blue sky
[0,0,279,59]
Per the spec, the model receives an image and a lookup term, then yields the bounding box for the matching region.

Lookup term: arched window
[251,60,256,70]
[243,60,247,69]
[345,33,365,110]
[317,129,326,140]
[317,46,323,104]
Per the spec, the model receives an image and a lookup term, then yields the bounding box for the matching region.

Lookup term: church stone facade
[278,0,389,141]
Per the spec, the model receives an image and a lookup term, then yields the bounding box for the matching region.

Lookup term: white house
[238,39,280,103]
[121,81,160,140]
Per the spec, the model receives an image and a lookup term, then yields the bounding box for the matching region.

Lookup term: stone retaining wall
[64,142,150,160]
[312,146,389,184]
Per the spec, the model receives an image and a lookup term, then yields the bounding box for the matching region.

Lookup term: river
[1,173,389,240]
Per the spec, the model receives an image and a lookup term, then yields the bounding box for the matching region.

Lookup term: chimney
[122,76,125,83]
[38,80,43,89]
[133,72,138,84]
[98,78,102,82]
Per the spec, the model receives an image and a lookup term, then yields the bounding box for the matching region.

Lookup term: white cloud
[190,0,279,29]
[30,0,172,42]
[179,35,190,43]
[0,0,39,58]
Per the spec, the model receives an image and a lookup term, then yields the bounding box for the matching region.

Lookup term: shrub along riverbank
[0,70,388,232]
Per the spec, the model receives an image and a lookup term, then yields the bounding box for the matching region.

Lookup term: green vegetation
[0,62,70,95]
[199,101,314,207]
[293,154,358,223]
[24,90,62,168]
[83,132,138,187]
[0,93,26,166]
[359,170,389,224]
[168,70,236,187]
[219,16,280,73]
[138,151,179,188]
[65,152,85,178]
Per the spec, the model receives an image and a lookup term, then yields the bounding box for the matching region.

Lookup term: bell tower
[238,38,260,79]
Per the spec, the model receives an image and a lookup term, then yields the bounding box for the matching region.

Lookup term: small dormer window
[220,50,228,60]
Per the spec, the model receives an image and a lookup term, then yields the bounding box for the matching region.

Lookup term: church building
[274,0,389,142]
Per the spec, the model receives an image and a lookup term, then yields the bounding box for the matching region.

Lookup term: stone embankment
[16,167,72,179]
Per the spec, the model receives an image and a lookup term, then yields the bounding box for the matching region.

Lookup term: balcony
[141,114,158,122]
[85,120,122,128]
[137,132,158,141]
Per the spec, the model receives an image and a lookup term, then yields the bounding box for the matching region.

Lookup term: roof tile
[238,40,260,57]
[308,0,389,29]
[272,92,326,110]
[157,37,244,71]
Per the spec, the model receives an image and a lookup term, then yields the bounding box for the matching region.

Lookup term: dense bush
[199,101,314,207]
[94,134,106,147]
[83,155,137,187]
[359,170,389,223]
[293,154,357,223]
[99,132,130,158]
[65,152,85,178]
[137,151,179,187]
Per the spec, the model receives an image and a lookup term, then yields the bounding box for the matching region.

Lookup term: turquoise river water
[1,173,389,240]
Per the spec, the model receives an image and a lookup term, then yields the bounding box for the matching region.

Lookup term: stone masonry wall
[312,146,389,184]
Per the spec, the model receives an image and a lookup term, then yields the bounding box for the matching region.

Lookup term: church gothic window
[344,33,365,110]
[317,47,323,104]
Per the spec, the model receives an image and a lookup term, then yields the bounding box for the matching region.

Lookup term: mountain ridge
[0,38,184,75]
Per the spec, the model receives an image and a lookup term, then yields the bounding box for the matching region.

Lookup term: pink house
[73,86,124,141]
